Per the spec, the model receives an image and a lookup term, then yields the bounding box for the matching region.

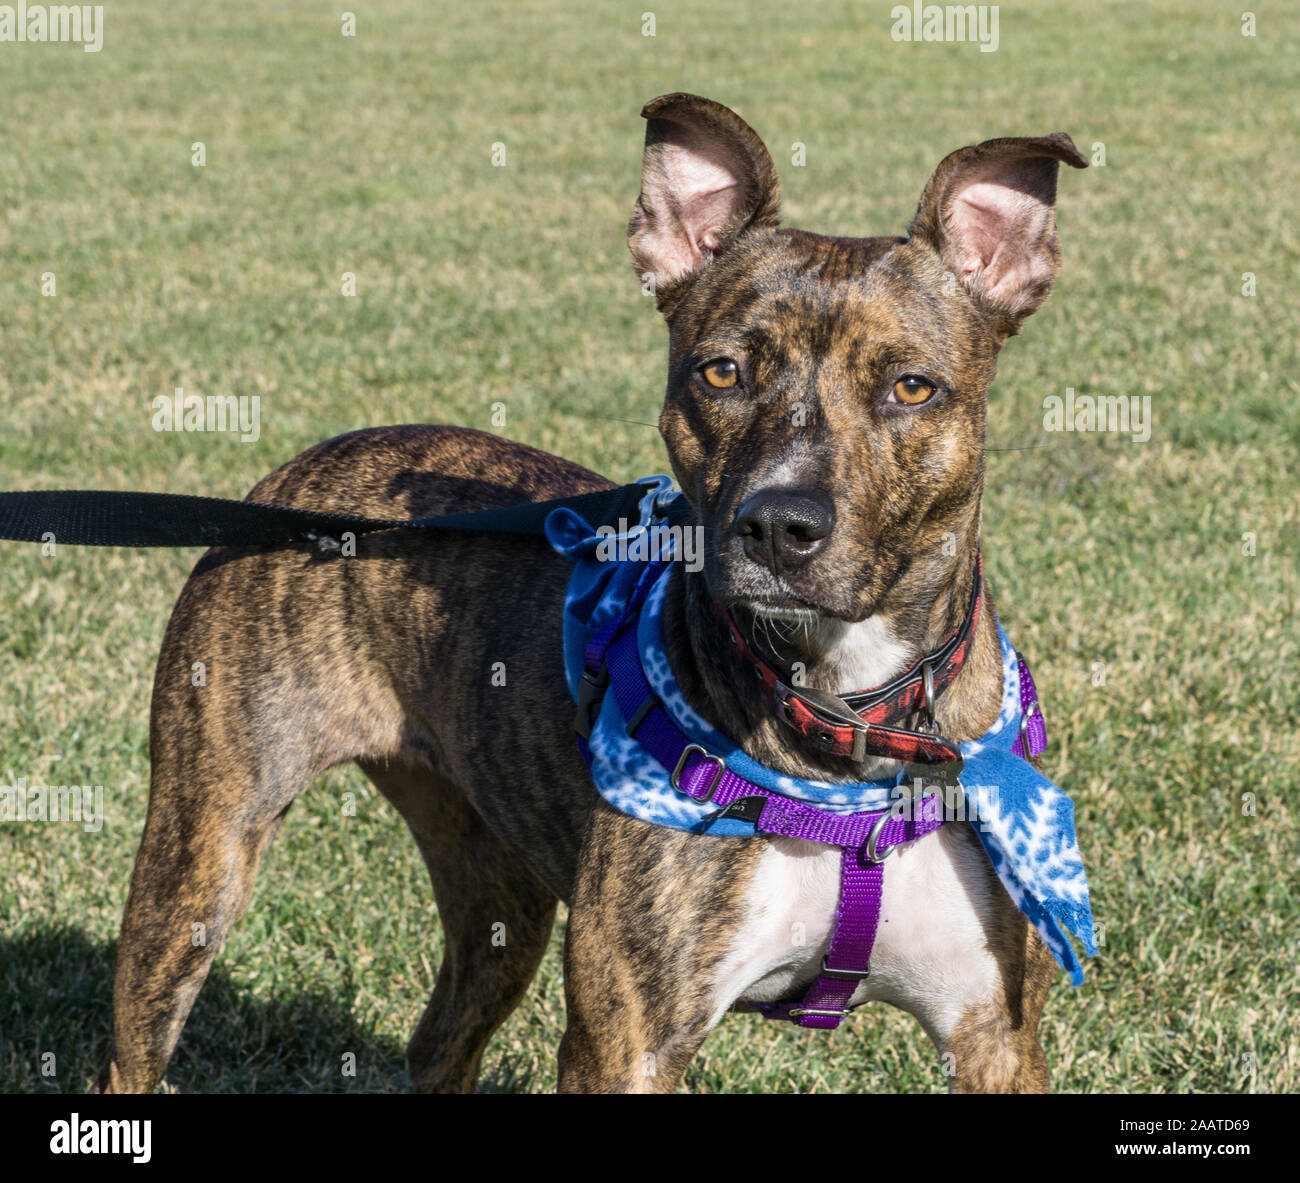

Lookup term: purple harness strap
[1011,650,1046,760]
[577,562,1046,1030]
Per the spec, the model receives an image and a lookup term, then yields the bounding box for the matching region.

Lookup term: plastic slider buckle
[574,666,610,740]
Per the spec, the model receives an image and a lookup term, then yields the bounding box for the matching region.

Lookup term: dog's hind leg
[95,547,405,1094]
[360,760,558,1094]
[95,774,303,1094]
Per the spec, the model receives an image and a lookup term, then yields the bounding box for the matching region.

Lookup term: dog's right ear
[628,93,780,313]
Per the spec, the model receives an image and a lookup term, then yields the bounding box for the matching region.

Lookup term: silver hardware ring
[865,809,896,863]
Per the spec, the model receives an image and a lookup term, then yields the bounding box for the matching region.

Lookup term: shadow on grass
[0,926,419,1094]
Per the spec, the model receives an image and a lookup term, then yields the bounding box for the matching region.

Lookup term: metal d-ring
[865,809,895,864]
[920,661,937,732]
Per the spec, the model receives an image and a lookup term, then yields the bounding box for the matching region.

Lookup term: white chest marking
[814,613,913,694]
[708,615,997,1046]
[801,613,916,781]
[709,827,1001,1050]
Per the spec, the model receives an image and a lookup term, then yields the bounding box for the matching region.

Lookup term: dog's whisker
[585,414,661,429]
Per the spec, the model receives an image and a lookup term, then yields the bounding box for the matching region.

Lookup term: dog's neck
[660,534,1003,783]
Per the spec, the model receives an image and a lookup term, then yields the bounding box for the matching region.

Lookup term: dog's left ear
[628,93,781,313]
[910,132,1088,339]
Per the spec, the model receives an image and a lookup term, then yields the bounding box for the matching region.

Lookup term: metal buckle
[1019,701,1042,749]
[819,956,870,982]
[902,663,966,789]
[671,744,726,802]
[774,681,869,762]
[789,1007,850,1020]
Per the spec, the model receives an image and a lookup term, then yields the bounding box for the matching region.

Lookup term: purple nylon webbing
[782,850,884,1029]
[1010,650,1047,760]
[756,794,946,1028]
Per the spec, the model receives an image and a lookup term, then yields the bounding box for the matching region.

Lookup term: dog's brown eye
[892,376,936,405]
[701,359,739,389]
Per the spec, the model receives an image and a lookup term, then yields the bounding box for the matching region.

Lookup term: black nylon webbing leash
[0,479,689,550]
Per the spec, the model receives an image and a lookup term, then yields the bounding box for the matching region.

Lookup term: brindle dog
[96,94,1086,1094]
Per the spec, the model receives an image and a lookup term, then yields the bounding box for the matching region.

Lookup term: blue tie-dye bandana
[546,482,1097,985]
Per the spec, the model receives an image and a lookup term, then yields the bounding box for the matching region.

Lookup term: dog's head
[630,94,1086,627]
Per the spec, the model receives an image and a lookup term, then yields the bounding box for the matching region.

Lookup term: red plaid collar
[717,554,984,767]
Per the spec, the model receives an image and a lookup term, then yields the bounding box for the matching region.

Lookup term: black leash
[0,480,689,550]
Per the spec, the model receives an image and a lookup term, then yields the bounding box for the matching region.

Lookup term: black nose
[734,490,834,575]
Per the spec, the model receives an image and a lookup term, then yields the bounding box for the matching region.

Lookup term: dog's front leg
[557,805,764,1093]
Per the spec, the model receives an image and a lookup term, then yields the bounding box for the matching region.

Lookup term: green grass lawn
[1,0,1296,1093]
